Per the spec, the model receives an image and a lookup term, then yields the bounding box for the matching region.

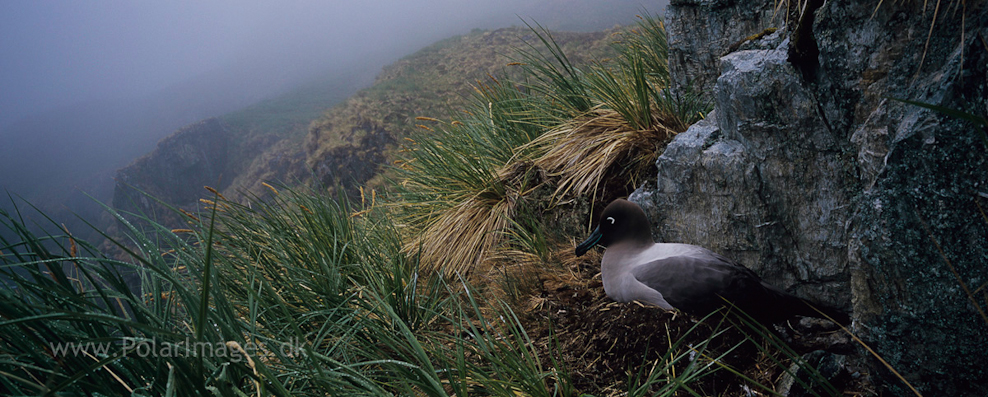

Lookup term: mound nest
[512,248,865,396]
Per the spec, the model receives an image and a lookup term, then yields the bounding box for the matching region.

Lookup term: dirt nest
[512,248,866,396]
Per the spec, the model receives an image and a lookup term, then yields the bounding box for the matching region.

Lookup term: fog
[0,0,665,219]
[0,1,539,126]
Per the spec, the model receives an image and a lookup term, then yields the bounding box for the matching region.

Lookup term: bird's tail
[760,282,851,325]
[795,297,851,325]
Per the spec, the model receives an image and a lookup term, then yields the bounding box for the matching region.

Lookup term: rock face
[665,0,785,100]
[306,116,393,197]
[113,118,310,227]
[113,118,230,222]
[633,0,988,394]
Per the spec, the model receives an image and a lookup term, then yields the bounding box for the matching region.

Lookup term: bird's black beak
[575,226,603,257]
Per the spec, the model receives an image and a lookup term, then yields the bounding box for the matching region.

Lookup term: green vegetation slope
[304,26,616,195]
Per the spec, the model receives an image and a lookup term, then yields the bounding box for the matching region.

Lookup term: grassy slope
[112,27,613,220]
[217,75,368,199]
[304,27,616,195]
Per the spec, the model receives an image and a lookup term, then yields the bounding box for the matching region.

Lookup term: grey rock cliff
[637,40,856,309]
[112,117,309,228]
[666,0,785,100]
[634,0,988,394]
[113,118,230,221]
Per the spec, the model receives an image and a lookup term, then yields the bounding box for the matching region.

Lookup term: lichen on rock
[635,0,988,394]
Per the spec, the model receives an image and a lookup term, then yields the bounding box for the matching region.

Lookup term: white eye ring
[606,217,616,224]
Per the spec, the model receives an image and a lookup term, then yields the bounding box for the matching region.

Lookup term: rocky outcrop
[633,0,988,394]
[665,0,785,100]
[226,138,309,201]
[113,119,311,226]
[308,117,392,196]
[113,118,230,222]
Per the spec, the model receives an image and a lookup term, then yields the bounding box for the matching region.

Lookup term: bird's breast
[601,264,674,310]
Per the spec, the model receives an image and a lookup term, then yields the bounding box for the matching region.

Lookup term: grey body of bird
[576,199,849,325]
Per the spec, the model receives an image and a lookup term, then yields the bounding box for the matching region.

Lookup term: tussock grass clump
[585,14,668,131]
[0,195,289,396]
[529,107,676,201]
[395,13,711,276]
[510,21,595,122]
[395,78,545,276]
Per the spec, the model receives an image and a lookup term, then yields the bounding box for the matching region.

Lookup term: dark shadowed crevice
[788,0,824,82]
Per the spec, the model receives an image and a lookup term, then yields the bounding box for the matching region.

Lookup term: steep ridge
[112,77,362,226]
[305,26,614,195]
[113,27,614,228]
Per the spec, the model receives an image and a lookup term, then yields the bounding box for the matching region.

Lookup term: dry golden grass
[402,109,678,277]
[528,107,676,201]
[404,196,517,277]
[393,13,695,280]
[401,106,680,277]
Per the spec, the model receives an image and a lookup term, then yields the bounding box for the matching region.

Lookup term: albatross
[576,199,849,325]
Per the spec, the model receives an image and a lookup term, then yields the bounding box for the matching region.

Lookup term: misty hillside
[0,65,375,245]
[305,26,618,195]
[113,26,619,228]
[109,75,365,233]
[0,0,661,237]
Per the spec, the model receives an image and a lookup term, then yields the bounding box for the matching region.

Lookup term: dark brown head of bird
[575,199,652,256]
